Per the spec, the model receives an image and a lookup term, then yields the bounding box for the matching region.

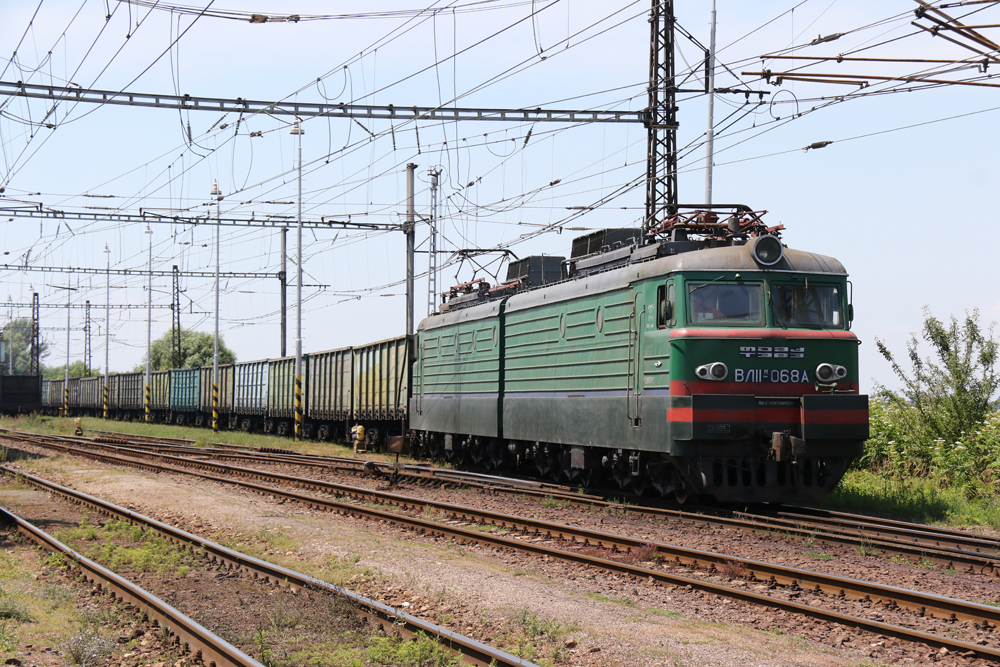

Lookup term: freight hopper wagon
[224,338,409,439]
[411,210,869,503]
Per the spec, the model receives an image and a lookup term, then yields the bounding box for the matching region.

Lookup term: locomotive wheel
[673,490,689,504]
[469,439,488,467]
[577,466,598,489]
[486,439,510,472]
[425,434,443,459]
[445,445,466,467]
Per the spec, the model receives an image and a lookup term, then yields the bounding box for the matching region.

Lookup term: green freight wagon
[353,336,410,422]
[78,377,102,414]
[199,364,234,427]
[110,372,144,420]
[149,370,170,420]
[41,379,50,408]
[169,368,201,425]
[233,360,269,431]
[266,355,307,436]
[306,347,352,441]
[47,379,65,414]
[66,378,80,410]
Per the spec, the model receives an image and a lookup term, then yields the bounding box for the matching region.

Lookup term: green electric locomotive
[411,207,868,503]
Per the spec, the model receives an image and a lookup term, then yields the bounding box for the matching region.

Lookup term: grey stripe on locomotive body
[411,243,849,454]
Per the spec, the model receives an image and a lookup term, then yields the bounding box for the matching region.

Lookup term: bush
[863,308,1000,500]
[876,307,999,446]
[366,632,460,667]
[60,627,114,667]
[934,412,1000,491]
[0,596,31,622]
[861,400,1000,499]
[857,397,928,475]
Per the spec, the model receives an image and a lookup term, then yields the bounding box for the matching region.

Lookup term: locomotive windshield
[688,282,763,325]
[773,284,843,327]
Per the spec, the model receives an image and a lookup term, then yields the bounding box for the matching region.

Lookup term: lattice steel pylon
[171,265,182,368]
[84,300,92,375]
[30,292,39,375]
[427,170,440,317]
[644,0,679,236]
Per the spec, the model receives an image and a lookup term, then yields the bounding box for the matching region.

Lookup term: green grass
[285,629,460,667]
[54,516,201,576]
[808,470,1000,530]
[491,606,580,665]
[583,592,634,606]
[540,495,571,510]
[890,554,935,569]
[647,607,683,618]
[0,536,112,658]
[366,631,461,667]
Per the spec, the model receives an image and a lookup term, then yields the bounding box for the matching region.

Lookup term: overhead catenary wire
[6,0,1000,363]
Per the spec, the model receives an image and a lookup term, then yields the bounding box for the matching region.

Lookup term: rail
[0,465,538,667]
[41,429,1000,573]
[4,432,1000,659]
[0,505,264,667]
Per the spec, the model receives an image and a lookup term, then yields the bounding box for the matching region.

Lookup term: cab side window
[667,283,675,325]
[656,283,675,328]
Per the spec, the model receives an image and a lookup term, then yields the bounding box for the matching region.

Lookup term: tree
[876,307,999,445]
[0,317,49,375]
[134,327,237,371]
[44,360,100,379]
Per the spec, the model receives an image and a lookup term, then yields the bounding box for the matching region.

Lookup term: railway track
[737,506,1000,557]
[0,505,265,667]
[34,427,1000,574]
[83,428,578,495]
[0,465,539,667]
[89,429,199,447]
[5,430,1000,660]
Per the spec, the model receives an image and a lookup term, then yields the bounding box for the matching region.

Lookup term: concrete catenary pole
[104,243,110,420]
[145,225,153,423]
[405,163,416,336]
[211,179,221,435]
[280,227,287,357]
[291,120,305,441]
[704,0,718,206]
[64,284,70,417]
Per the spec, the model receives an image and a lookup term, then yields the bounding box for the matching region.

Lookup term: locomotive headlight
[834,365,848,380]
[696,362,728,381]
[752,235,784,266]
[816,363,836,382]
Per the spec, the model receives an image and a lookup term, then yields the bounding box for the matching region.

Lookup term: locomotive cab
[657,256,867,503]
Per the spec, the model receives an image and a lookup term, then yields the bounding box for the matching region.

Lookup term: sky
[0,0,997,392]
